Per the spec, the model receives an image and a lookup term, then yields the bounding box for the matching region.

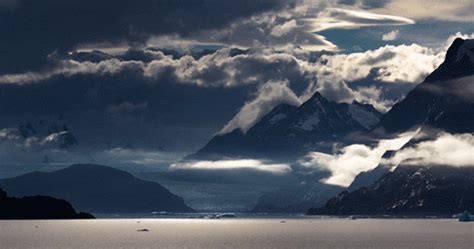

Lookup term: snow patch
[348,105,380,129]
[298,114,320,131]
[269,113,287,125]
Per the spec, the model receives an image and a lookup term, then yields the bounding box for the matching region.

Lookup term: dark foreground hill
[0,188,94,219]
[0,164,195,214]
[308,166,474,216]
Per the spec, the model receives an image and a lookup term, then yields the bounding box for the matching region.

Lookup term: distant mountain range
[4,38,473,216]
[190,92,382,160]
[0,188,94,219]
[186,90,382,213]
[308,166,474,216]
[0,164,195,214]
[185,38,474,214]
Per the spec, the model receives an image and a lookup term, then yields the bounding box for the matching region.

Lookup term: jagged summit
[425,38,474,83]
[189,91,382,160]
[377,38,474,133]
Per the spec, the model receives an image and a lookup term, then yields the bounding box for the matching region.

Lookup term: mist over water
[1,219,473,249]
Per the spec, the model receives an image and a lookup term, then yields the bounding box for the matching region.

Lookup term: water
[1,218,473,249]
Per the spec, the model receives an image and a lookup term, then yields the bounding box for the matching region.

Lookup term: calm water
[1,218,473,249]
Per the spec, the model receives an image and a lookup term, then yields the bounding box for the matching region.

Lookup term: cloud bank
[386,132,474,167]
[171,159,292,174]
[0,32,461,132]
[300,129,419,187]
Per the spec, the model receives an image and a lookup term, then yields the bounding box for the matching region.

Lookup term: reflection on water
[1,219,473,249]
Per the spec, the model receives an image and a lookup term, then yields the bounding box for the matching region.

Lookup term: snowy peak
[247,91,382,135]
[260,104,298,126]
[347,102,382,130]
[425,38,474,83]
[378,38,474,133]
[191,92,382,159]
[454,39,474,62]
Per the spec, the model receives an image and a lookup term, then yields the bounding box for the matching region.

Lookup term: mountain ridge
[376,38,474,134]
[308,165,474,216]
[0,164,195,214]
[307,38,474,216]
[189,91,382,160]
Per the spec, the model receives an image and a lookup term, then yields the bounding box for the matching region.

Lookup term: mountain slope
[344,38,474,191]
[191,92,382,160]
[0,164,195,213]
[377,38,474,133]
[308,166,474,216]
[307,38,474,216]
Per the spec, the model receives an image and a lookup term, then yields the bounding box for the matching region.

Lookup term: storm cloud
[0,0,296,73]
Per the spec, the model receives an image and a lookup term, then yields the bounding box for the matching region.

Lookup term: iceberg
[458,211,474,222]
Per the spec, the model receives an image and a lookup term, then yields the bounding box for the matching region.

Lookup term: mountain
[190,92,382,160]
[187,92,381,213]
[0,188,94,219]
[0,164,195,214]
[377,38,474,133]
[339,38,474,193]
[307,165,474,216]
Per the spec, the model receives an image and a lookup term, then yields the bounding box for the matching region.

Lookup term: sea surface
[1,218,473,249]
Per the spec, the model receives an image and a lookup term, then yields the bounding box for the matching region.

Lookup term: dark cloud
[0,46,318,154]
[0,0,294,73]
[337,0,391,9]
[0,69,252,153]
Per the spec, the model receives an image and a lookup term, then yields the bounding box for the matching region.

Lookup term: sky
[1,0,474,179]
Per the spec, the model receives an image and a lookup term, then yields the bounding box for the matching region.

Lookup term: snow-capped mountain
[189,92,382,160]
[0,120,79,164]
[308,165,474,216]
[336,38,474,193]
[377,38,474,133]
[306,38,474,216]
[0,121,78,150]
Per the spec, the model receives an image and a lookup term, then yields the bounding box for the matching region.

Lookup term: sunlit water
[1,218,473,249]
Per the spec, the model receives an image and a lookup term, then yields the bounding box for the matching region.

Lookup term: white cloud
[0,47,312,88]
[373,0,474,22]
[382,29,399,41]
[308,7,414,32]
[386,132,474,168]
[300,129,419,187]
[220,80,302,134]
[1,29,471,126]
[309,42,447,111]
[317,43,443,84]
[0,59,144,84]
[171,159,292,174]
[146,35,222,51]
[145,3,414,52]
[189,10,338,52]
[98,147,182,166]
[270,19,298,37]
